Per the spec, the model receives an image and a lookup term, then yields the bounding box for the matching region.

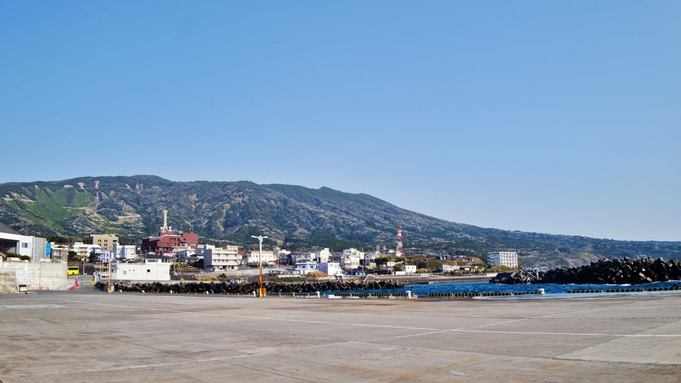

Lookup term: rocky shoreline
[491,257,681,285]
[96,279,404,294]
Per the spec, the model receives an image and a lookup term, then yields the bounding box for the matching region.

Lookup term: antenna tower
[396,225,403,257]
[161,209,169,233]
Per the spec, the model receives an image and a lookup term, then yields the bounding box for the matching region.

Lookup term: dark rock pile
[491,257,681,285]
[96,279,404,294]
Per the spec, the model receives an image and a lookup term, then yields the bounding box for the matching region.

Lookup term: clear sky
[1,1,679,241]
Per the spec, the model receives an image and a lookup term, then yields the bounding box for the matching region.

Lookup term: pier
[1,290,680,382]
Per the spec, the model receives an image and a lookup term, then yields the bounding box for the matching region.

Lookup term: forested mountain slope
[1,175,679,266]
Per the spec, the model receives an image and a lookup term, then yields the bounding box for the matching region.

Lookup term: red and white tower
[396,225,404,257]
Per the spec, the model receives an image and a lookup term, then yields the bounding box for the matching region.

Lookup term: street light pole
[251,235,268,297]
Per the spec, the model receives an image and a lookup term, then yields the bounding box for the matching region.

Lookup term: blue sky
[1,1,679,241]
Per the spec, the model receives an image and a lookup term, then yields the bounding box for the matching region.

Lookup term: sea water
[323,280,681,297]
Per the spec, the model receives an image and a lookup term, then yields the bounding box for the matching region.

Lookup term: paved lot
[1,291,680,382]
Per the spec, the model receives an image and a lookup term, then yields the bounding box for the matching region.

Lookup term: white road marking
[0,304,66,310]
[69,299,681,338]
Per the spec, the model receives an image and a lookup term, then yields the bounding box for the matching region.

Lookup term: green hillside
[1,175,680,266]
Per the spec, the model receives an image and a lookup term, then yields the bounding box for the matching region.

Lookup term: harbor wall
[0,262,68,291]
[0,269,17,293]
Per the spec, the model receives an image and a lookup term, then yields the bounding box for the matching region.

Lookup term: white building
[343,248,364,260]
[112,260,170,281]
[487,251,518,268]
[94,249,114,264]
[312,248,332,263]
[204,245,240,270]
[113,243,137,260]
[0,223,48,262]
[404,265,417,274]
[340,248,364,270]
[363,251,380,267]
[294,261,318,275]
[70,242,102,259]
[317,262,342,276]
[244,250,275,266]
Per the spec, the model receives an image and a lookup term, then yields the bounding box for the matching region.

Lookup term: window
[21,242,28,248]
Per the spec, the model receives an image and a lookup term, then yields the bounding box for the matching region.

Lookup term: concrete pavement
[1,291,680,382]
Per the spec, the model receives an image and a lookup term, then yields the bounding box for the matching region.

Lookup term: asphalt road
[1,290,680,382]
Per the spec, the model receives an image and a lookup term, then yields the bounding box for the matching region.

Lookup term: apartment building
[89,234,119,251]
[487,251,518,268]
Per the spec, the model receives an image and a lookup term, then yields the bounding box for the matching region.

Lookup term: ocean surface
[326,280,681,297]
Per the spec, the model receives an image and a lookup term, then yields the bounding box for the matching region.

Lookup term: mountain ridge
[1,175,680,267]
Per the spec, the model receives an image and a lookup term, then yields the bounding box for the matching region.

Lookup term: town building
[317,262,342,276]
[363,251,380,266]
[91,249,114,264]
[143,254,174,263]
[487,251,518,268]
[203,245,240,270]
[312,248,332,263]
[113,243,137,260]
[0,223,48,262]
[404,265,417,274]
[49,244,66,262]
[288,252,311,265]
[243,250,275,266]
[89,234,119,251]
[140,210,199,257]
[273,247,291,264]
[70,242,102,259]
[340,248,364,270]
[140,232,199,256]
[294,261,318,275]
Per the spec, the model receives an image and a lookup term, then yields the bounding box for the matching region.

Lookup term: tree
[88,251,98,263]
[68,251,79,262]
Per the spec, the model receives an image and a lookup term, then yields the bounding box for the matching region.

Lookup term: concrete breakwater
[492,257,681,285]
[96,279,405,294]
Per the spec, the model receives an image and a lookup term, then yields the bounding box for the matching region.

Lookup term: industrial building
[0,222,47,262]
[111,260,170,281]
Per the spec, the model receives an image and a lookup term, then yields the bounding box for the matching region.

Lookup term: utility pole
[107,257,113,293]
[251,235,268,297]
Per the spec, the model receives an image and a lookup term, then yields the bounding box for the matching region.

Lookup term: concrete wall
[0,269,17,293]
[0,262,68,291]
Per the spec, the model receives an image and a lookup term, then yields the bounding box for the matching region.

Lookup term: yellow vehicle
[68,266,80,275]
